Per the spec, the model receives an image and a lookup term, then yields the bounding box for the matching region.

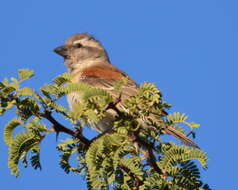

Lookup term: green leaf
[0,81,5,89]
[160,143,208,170]
[83,88,113,104]
[16,97,40,120]
[4,118,22,146]
[17,87,35,97]
[58,82,91,96]
[53,72,72,86]
[30,144,42,170]
[167,112,200,129]
[10,77,20,89]
[8,132,41,177]
[189,122,200,128]
[18,69,34,82]
[59,145,78,174]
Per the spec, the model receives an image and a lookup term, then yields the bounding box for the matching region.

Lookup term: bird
[54,33,197,147]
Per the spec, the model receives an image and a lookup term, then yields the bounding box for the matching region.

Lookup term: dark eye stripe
[73,43,82,48]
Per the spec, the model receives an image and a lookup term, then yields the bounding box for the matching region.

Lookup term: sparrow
[54,33,197,147]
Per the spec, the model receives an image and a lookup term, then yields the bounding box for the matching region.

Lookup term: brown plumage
[54,33,197,147]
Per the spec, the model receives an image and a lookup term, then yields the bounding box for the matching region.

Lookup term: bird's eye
[73,43,82,48]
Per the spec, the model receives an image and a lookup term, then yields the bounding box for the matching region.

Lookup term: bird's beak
[54,45,69,57]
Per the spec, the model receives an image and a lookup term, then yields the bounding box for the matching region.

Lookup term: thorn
[52,124,60,141]
[115,93,122,105]
[106,93,122,109]
[187,130,196,139]
[56,131,59,141]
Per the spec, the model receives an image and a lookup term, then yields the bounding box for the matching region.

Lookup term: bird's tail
[162,124,199,148]
[143,114,199,148]
[118,104,198,148]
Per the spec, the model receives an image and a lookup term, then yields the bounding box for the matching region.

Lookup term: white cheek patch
[73,40,83,45]
[73,38,89,45]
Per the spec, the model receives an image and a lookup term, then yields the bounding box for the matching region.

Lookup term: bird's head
[54,33,109,70]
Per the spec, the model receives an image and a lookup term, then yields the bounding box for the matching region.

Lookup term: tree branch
[119,165,143,189]
[134,134,163,174]
[42,110,90,146]
[106,93,123,116]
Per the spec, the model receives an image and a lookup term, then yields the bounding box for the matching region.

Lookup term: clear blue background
[0,0,237,189]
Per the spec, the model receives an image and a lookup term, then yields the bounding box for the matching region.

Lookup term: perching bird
[54,33,197,147]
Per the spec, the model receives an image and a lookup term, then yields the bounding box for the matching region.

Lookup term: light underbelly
[67,92,115,133]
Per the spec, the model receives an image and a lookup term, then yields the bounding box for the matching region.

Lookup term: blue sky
[0,0,237,189]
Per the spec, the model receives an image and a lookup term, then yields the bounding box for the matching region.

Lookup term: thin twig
[119,165,143,189]
[42,110,90,146]
[106,93,122,115]
[134,134,163,174]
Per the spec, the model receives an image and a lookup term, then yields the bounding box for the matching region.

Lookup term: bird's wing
[80,63,138,101]
[79,64,198,148]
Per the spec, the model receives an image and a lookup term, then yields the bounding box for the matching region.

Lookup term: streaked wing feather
[80,64,139,102]
[78,64,197,147]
